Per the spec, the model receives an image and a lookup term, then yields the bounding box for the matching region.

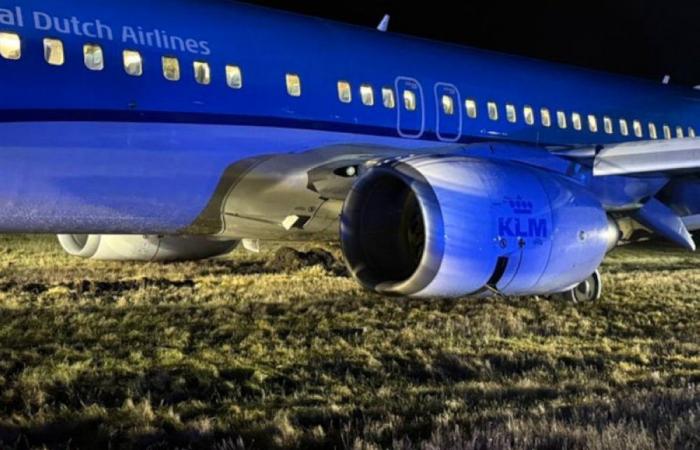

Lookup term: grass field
[0,235,697,449]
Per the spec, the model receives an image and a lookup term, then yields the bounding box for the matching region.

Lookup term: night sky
[241,0,700,88]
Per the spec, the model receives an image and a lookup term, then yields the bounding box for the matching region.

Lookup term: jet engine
[57,234,238,262]
[341,156,618,297]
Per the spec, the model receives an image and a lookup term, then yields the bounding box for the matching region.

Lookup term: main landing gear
[556,270,603,303]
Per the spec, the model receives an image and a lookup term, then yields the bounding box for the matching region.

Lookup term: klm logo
[498,217,548,238]
[498,196,548,238]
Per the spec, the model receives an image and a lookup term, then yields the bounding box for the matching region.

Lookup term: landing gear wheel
[558,270,602,304]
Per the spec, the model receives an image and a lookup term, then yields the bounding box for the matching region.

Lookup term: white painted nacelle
[57,234,238,262]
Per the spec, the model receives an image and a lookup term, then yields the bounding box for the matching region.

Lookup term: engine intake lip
[341,163,445,296]
[57,234,102,258]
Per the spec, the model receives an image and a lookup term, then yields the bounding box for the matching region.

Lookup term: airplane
[0,0,699,303]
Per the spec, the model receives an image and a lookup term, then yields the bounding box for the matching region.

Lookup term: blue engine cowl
[340,156,616,297]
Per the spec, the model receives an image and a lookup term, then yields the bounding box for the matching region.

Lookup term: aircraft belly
[0,121,439,235]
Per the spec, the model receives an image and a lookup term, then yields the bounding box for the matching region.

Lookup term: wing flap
[593,137,700,176]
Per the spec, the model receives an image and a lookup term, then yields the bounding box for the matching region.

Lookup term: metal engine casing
[341,156,614,297]
[57,234,238,262]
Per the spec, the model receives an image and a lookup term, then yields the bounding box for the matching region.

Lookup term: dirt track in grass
[0,235,697,449]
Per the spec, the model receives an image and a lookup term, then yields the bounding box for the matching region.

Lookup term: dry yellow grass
[0,235,697,449]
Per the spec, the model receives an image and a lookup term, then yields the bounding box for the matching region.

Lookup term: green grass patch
[0,236,697,449]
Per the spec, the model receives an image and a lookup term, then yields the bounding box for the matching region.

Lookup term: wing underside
[592,137,700,176]
[560,137,700,249]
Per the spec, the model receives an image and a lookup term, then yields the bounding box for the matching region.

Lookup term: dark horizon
[241,0,700,88]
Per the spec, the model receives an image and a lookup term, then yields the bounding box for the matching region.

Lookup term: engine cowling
[340,156,616,297]
[57,234,238,262]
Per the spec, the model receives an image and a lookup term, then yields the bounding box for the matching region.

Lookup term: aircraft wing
[556,137,700,248]
[592,137,700,176]
[591,137,700,232]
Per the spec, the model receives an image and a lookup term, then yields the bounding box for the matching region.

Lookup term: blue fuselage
[0,0,698,235]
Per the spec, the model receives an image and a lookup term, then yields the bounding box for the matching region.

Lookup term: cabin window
[663,125,672,139]
[43,38,64,66]
[465,99,477,118]
[603,116,613,134]
[442,94,455,115]
[506,104,517,123]
[633,120,643,138]
[382,87,395,109]
[361,84,375,106]
[226,65,243,89]
[571,112,582,131]
[648,123,658,140]
[123,50,143,76]
[194,61,211,85]
[689,127,696,138]
[676,126,684,138]
[337,81,352,103]
[587,114,598,133]
[286,73,301,97]
[488,102,499,121]
[539,108,551,127]
[0,32,20,60]
[619,119,629,136]
[557,111,567,129]
[162,56,180,81]
[83,44,104,71]
[523,106,535,125]
[403,90,417,111]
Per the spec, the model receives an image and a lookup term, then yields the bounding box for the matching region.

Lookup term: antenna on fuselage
[377,14,391,32]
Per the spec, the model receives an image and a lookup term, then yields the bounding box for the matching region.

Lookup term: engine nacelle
[57,234,238,262]
[341,156,616,297]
